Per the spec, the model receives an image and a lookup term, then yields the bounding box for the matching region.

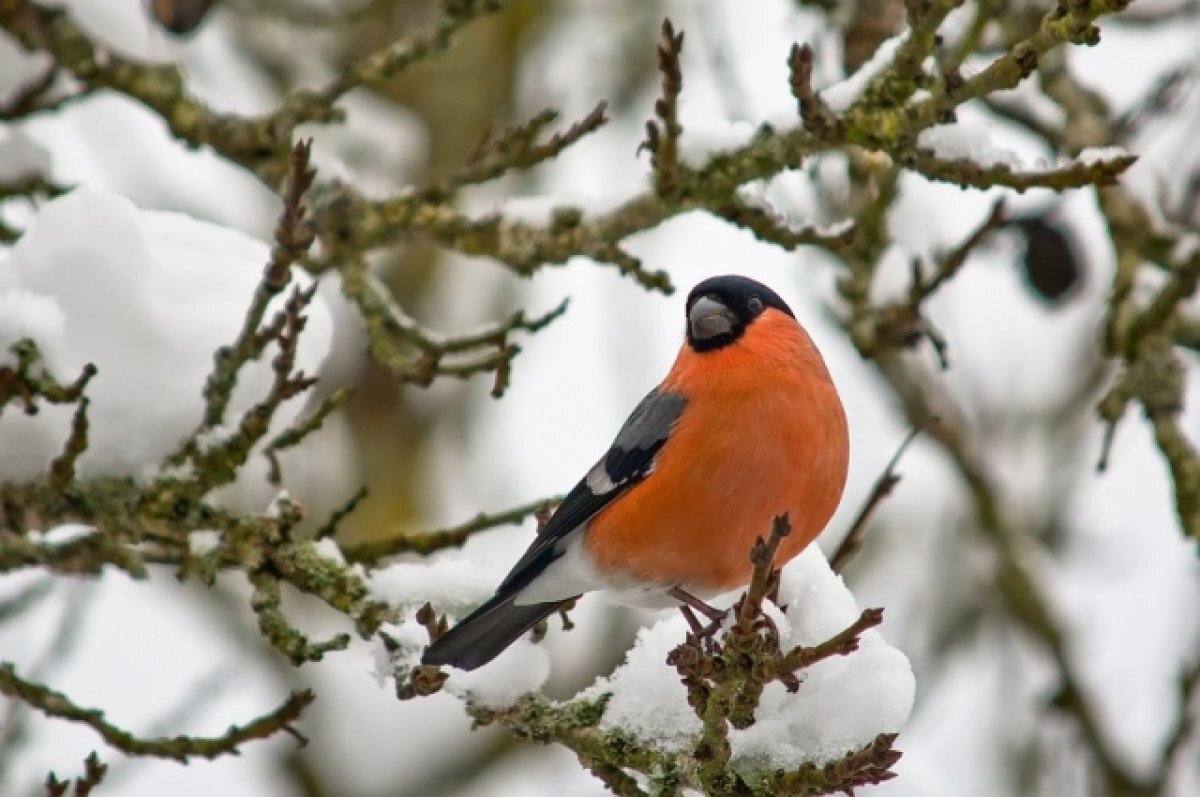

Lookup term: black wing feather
[496,388,687,595]
[421,388,687,670]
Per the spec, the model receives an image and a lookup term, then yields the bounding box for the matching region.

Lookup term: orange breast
[584,311,850,593]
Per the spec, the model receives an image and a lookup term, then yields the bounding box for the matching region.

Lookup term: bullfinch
[423,275,849,670]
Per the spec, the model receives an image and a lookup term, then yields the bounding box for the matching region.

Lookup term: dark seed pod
[149,0,218,36]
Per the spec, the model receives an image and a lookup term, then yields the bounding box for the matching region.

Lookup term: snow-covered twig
[910,147,1138,191]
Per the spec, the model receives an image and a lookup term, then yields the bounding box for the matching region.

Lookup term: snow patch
[0,127,51,181]
[0,187,332,485]
[677,115,758,168]
[591,546,915,769]
[917,122,1024,168]
[1075,145,1132,166]
[824,34,908,112]
[189,530,221,555]
[370,555,507,617]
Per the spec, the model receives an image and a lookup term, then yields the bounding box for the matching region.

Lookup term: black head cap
[684,275,795,352]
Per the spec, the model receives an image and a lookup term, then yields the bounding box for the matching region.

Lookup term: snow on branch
[2,0,1191,793]
[0,0,509,183]
[383,514,914,797]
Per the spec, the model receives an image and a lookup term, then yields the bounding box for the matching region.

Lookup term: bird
[422,275,849,671]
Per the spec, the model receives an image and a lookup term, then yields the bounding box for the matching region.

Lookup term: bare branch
[830,425,924,573]
[264,388,353,485]
[43,752,108,797]
[0,0,507,182]
[339,262,570,396]
[0,662,312,762]
[643,19,685,198]
[0,341,95,416]
[788,43,841,139]
[48,397,90,488]
[342,497,560,564]
[908,149,1136,191]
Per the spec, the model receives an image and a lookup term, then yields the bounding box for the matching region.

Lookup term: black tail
[421,592,564,671]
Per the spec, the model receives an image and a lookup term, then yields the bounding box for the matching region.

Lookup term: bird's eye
[747,296,764,314]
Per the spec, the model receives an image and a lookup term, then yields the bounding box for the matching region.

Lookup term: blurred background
[1,0,1199,795]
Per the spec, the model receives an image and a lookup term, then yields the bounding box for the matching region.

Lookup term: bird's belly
[583,390,847,594]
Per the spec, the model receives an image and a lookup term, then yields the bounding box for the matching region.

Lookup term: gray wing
[494,387,688,595]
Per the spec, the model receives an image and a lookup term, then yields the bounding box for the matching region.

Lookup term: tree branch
[0,662,312,762]
[342,496,560,564]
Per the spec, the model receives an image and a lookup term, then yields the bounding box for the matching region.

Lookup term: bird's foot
[671,587,728,649]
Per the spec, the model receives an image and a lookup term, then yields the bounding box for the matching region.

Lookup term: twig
[249,571,351,665]
[830,425,924,573]
[342,497,560,564]
[0,662,312,762]
[422,103,609,201]
[44,752,107,797]
[788,43,841,139]
[909,149,1136,191]
[263,388,353,485]
[892,0,1134,138]
[642,19,685,198]
[778,608,885,671]
[859,0,964,111]
[469,691,902,797]
[0,579,54,623]
[915,199,1008,303]
[314,486,369,541]
[48,397,90,488]
[315,0,508,104]
[868,355,1157,793]
[0,0,507,182]
[396,604,450,701]
[713,195,857,251]
[0,64,56,120]
[734,514,791,634]
[0,341,95,415]
[173,139,315,469]
[181,284,321,493]
[340,261,570,396]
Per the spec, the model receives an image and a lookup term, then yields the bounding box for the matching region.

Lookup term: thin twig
[830,425,924,573]
[643,19,685,198]
[342,497,560,564]
[0,663,312,762]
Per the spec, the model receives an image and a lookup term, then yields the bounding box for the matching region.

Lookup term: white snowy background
[1,1,1199,795]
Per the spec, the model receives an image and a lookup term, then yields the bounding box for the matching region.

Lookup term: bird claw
[678,601,728,654]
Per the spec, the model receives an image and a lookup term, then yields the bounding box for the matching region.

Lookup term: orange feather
[584,309,849,593]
